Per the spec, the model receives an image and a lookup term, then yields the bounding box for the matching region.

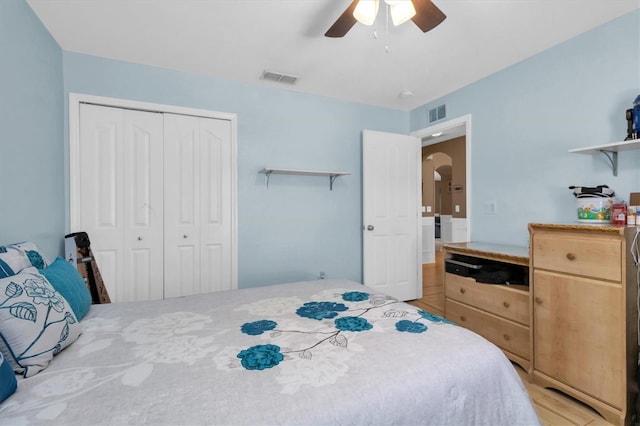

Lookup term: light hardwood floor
[407,246,614,426]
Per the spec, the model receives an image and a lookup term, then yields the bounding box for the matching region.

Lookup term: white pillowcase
[0,241,50,278]
[0,267,81,377]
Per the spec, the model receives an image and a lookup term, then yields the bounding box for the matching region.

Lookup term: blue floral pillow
[0,241,50,279]
[0,267,81,377]
[0,352,16,403]
[40,257,92,321]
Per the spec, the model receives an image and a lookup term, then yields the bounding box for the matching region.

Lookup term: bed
[1,278,539,425]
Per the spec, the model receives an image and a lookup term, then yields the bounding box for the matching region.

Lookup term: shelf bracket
[329,175,338,191]
[598,149,618,176]
[264,170,273,189]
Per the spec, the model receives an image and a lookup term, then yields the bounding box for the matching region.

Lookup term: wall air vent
[260,70,299,85]
[428,104,447,123]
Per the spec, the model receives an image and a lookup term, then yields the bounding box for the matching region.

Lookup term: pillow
[0,267,81,377]
[0,241,50,279]
[0,352,17,403]
[40,257,92,321]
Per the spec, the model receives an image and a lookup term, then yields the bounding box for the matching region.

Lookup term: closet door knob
[183,234,188,239]
[137,236,143,241]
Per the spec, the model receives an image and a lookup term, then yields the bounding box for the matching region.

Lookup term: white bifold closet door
[78,104,164,302]
[77,104,233,302]
[163,113,233,298]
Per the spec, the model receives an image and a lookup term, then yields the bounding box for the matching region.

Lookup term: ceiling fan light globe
[386,0,416,26]
[353,0,380,26]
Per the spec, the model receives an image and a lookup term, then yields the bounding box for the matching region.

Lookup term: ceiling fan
[325,0,446,38]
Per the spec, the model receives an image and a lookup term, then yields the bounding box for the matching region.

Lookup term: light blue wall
[4,1,638,286]
[0,0,64,258]
[411,10,640,246]
[62,52,408,288]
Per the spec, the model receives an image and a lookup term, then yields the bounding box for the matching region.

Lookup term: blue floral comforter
[1,279,539,425]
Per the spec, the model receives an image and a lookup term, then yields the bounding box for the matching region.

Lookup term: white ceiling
[26,0,639,111]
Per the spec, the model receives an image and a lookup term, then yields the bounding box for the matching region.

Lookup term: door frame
[68,92,239,289]
[411,114,472,243]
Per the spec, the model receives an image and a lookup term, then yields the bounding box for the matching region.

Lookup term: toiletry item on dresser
[627,206,636,225]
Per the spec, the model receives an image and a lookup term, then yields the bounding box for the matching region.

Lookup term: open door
[362,130,422,301]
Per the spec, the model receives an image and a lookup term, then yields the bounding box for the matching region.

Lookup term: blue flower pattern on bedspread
[335,316,372,332]
[341,291,369,302]
[237,291,456,371]
[296,301,348,320]
[241,319,277,335]
[395,320,427,333]
[418,309,455,325]
[237,344,284,370]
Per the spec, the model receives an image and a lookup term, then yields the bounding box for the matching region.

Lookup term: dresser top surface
[442,242,529,266]
[528,222,628,234]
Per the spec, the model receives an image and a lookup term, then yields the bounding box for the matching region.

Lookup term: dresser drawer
[445,273,529,325]
[531,231,621,281]
[445,299,530,360]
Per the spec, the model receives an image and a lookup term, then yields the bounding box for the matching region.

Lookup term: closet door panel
[164,246,197,298]
[200,118,233,292]
[77,104,164,303]
[79,104,124,301]
[123,110,164,301]
[202,243,223,293]
[164,114,201,297]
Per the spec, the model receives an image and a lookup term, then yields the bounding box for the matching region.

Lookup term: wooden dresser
[443,242,531,372]
[529,223,639,426]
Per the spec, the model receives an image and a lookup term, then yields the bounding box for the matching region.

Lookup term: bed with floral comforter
[1,279,539,425]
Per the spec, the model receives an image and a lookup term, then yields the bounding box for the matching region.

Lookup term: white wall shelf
[569,139,640,176]
[259,168,350,190]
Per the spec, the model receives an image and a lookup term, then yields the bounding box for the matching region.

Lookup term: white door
[362,130,422,301]
[78,104,164,302]
[163,114,233,297]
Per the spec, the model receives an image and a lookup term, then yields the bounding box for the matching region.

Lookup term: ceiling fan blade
[411,0,446,33]
[325,0,360,38]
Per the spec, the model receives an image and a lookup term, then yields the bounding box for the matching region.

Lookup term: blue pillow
[0,352,17,403]
[39,257,92,321]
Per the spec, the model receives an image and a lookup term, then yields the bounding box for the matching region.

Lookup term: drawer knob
[460,316,466,322]
[566,252,576,261]
[503,334,511,341]
[535,297,543,305]
[503,301,510,308]
[459,288,466,294]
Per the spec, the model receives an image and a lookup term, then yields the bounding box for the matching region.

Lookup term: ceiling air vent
[261,70,299,85]
[428,104,447,123]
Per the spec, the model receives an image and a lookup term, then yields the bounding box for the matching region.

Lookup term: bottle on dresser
[627,206,636,225]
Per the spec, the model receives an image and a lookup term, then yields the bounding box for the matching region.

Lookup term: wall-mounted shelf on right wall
[569,139,640,176]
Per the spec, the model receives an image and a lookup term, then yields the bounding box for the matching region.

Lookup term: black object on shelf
[446,253,529,286]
